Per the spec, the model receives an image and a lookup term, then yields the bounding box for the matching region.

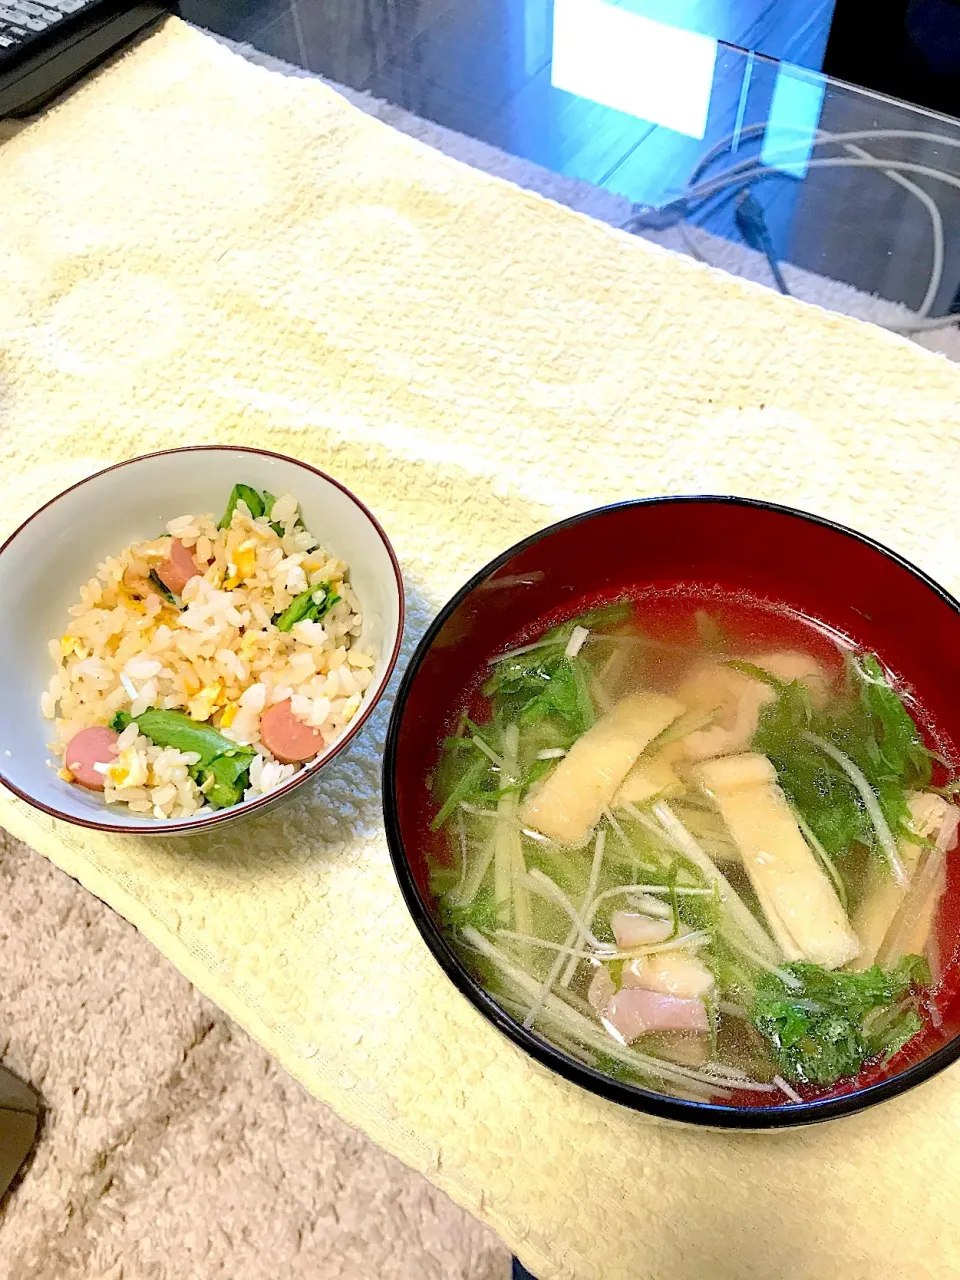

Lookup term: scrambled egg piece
[223,541,258,590]
[343,693,362,725]
[60,635,88,660]
[106,746,149,789]
[178,664,202,695]
[234,543,257,579]
[238,631,260,661]
[118,590,147,616]
[187,683,224,722]
[219,703,238,729]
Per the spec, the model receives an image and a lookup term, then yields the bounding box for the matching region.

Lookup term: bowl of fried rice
[0,446,404,832]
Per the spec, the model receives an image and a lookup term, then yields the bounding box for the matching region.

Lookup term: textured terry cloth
[2,18,960,1280]
[205,32,960,360]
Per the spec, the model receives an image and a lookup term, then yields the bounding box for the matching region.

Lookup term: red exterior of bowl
[383,497,960,1128]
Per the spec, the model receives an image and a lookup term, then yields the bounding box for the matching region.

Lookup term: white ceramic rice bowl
[0,447,404,833]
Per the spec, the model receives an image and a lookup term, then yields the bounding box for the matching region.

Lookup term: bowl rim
[382,493,960,1129]
[0,444,405,835]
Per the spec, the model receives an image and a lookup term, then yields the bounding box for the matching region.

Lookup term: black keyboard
[0,0,176,117]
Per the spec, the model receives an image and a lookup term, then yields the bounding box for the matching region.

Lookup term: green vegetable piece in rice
[274,583,340,632]
[195,753,256,809]
[261,490,285,537]
[219,483,266,529]
[110,708,254,769]
[220,483,305,537]
[110,708,257,810]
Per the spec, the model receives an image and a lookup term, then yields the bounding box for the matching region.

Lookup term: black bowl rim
[0,445,405,835]
[383,494,960,1129]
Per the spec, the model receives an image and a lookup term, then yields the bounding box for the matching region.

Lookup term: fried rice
[42,491,374,818]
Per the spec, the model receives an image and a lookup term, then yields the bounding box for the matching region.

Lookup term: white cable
[686,126,960,195]
[675,136,944,316]
[677,143,956,324]
[689,156,957,322]
[891,313,960,333]
[832,140,943,319]
[691,127,957,307]
[636,124,959,328]
[688,156,960,204]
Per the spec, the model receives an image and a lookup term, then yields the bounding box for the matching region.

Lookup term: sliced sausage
[259,699,324,764]
[64,726,120,790]
[155,539,200,596]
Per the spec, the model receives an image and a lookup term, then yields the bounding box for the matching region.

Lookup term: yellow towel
[2,20,960,1280]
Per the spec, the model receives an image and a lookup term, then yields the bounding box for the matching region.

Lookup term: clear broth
[428,588,957,1106]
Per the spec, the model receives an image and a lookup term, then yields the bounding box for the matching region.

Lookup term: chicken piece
[642,1031,711,1068]
[677,663,774,761]
[610,911,674,949]
[604,986,709,1041]
[677,650,829,761]
[613,740,685,807]
[851,791,958,969]
[519,692,683,845]
[694,752,860,969]
[587,965,616,1013]
[750,650,830,708]
[622,950,715,1000]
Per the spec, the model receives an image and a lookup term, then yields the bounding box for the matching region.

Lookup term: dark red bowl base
[386,498,960,1125]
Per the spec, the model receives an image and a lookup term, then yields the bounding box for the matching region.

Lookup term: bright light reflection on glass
[551,0,718,140]
[761,65,827,178]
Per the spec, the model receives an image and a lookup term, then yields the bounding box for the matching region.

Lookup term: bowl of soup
[383,497,960,1127]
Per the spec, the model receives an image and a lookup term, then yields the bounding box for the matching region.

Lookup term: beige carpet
[0,825,508,1279]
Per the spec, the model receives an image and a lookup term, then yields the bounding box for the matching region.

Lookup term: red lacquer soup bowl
[382,497,960,1128]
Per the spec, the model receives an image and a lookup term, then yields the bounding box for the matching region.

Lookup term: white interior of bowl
[0,448,402,830]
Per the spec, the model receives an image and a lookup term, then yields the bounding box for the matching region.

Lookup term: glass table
[180,0,960,346]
